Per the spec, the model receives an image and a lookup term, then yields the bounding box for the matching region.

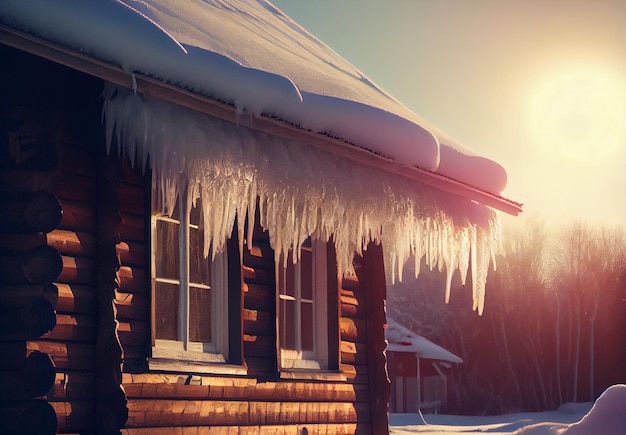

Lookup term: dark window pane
[190,198,202,226]
[284,250,295,297]
[281,299,296,350]
[301,248,313,300]
[189,226,210,285]
[301,301,313,351]
[155,220,179,280]
[155,281,179,340]
[189,286,212,343]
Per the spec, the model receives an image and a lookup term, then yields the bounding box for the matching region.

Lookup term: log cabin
[0,1,521,434]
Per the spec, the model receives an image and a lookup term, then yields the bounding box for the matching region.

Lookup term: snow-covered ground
[390,384,626,435]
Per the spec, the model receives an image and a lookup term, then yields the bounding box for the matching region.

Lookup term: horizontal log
[340,363,369,385]
[41,313,96,342]
[54,283,96,314]
[341,302,359,318]
[340,341,368,365]
[243,334,275,359]
[46,229,95,257]
[243,309,274,337]
[0,297,56,340]
[57,255,96,285]
[117,320,149,346]
[0,341,27,370]
[0,233,47,251]
[120,344,150,363]
[50,400,94,434]
[0,399,57,435]
[58,199,95,232]
[341,275,360,292]
[121,162,145,187]
[118,183,145,215]
[0,350,54,399]
[339,317,367,344]
[24,350,56,397]
[57,144,95,176]
[243,283,274,311]
[244,356,274,377]
[0,283,58,308]
[118,211,145,242]
[126,399,361,427]
[52,171,96,203]
[124,379,364,403]
[120,423,361,435]
[116,240,146,267]
[27,340,95,371]
[48,371,95,401]
[121,372,257,387]
[117,266,148,294]
[114,291,149,320]
[242,264,274,285]
[121,357,149,374]
[0,245,63,284]
[0,171,53,193]
[340,289,359,306]
[0,191,62,235]
[243,245,274,270]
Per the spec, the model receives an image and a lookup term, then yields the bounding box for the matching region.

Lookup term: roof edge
[0,24,522,216]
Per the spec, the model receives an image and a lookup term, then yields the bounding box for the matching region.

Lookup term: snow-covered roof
[0,0,510,197]
[386,318,462,364]
[0,0,521,314]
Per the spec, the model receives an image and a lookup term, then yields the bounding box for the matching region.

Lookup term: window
[150,192,229,366]
[278,239,335,371]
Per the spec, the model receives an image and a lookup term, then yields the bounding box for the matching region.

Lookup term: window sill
[148,358,247,376]
[279,370,347,382]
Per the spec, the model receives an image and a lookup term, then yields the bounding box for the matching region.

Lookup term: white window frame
[150,190,229,364]
[278,240,328,370]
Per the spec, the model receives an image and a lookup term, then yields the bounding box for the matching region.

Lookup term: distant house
[0,1,520,434]
[386,318,462,414]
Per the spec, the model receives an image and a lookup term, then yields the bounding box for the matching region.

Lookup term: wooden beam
[0,25,522,216]
[355,242,391,434]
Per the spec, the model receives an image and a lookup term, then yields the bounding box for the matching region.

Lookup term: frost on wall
[103,84,501,314]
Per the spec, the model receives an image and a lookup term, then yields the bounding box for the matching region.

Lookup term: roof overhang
[0,24,522,216]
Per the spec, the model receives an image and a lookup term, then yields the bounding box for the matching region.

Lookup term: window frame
[148,187,243,373]
[277,239,340,374]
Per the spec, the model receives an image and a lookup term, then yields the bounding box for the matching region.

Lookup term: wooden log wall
[1,44,127,434]
[0,148,61,431]
[2,42,389,435]
[117,189,375,433]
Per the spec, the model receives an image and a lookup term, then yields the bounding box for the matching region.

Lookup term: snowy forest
[387,219,626,416]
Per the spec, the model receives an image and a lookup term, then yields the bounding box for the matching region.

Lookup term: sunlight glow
[529,64,626,162]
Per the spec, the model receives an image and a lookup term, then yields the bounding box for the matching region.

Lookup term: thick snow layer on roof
[386,319,463,363]
[0,0,507,195]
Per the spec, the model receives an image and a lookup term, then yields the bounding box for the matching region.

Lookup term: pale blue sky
[270,0,626,228]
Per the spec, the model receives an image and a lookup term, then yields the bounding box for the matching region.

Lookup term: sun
[528,64,626,162]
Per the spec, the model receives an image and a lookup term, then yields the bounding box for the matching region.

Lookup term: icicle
[102,84,503,314]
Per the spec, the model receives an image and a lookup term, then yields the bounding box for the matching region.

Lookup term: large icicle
[103,84,502,313]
